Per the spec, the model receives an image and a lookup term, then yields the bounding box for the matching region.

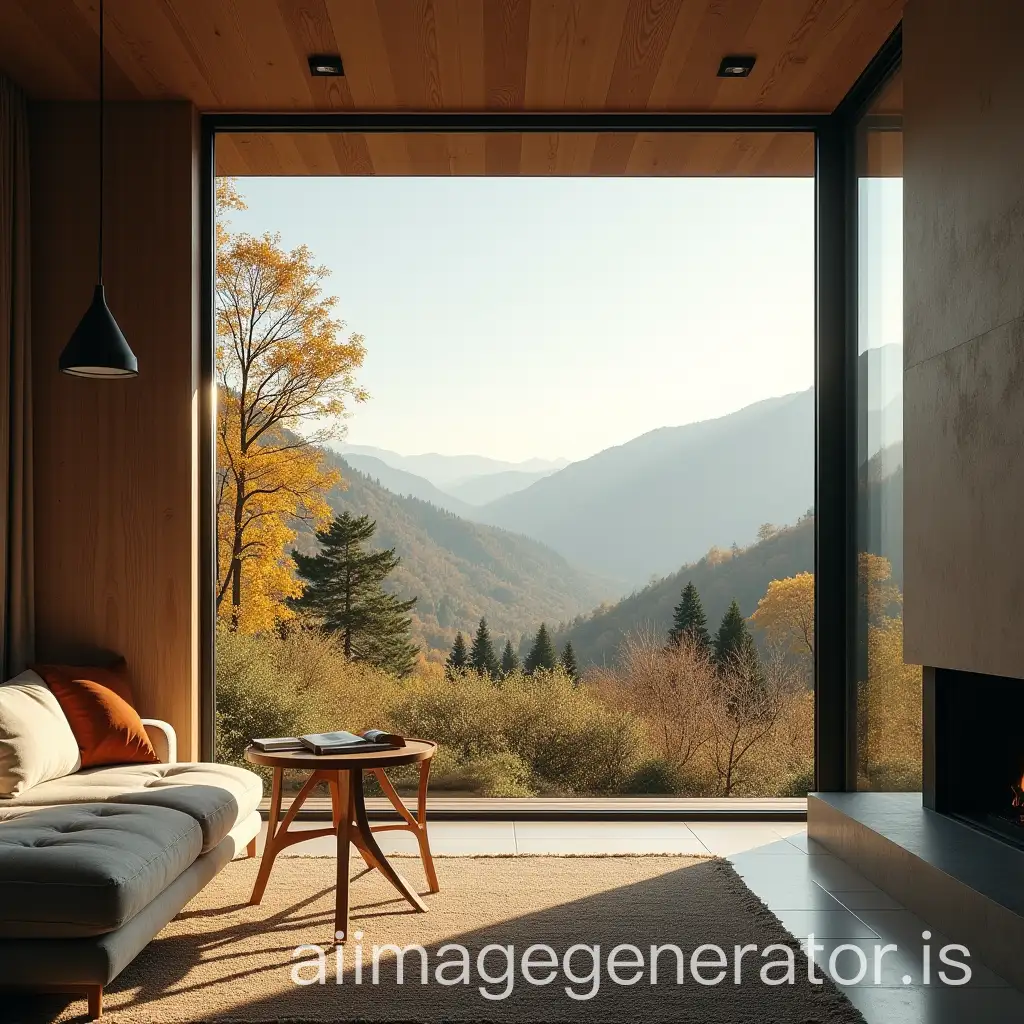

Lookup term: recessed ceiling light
[308,54,344,77]
[717,55,756,78]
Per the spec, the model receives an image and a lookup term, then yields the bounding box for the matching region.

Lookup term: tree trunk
[230,473,246,631]
[343,536,352,659]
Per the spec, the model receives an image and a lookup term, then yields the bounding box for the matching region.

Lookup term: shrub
[388,671,509,762]
[214,629,304,781]
[777,764,816,797]
[496,670,645,794]
[386,667,645,796]
[214,625,819,799]
[626,758,686,795]
[456,752,535,797]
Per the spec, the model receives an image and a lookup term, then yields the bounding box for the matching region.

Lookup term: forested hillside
[553,516,814,667]
[295,450,612,657]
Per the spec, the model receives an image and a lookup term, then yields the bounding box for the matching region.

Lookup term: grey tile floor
[256,820,1024,1023]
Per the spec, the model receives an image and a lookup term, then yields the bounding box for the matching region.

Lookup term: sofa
[0,669,263,1019]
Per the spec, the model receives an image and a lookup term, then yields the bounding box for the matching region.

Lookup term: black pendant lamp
[59,0,138,378]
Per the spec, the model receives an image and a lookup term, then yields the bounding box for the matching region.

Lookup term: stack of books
[251,729,404,756]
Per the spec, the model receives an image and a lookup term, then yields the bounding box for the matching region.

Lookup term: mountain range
[307,362,902,660]
[476,389,815,586]
[334,444,567,502]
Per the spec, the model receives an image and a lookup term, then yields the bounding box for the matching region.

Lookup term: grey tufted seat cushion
[0,803,202,938]
[0,761,263,852]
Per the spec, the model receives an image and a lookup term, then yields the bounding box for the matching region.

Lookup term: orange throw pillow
[32,662,159,768]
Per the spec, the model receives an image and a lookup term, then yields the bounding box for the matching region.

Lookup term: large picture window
[209,131,818,801]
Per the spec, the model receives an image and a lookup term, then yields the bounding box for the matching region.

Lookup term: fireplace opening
[968,773,1024,847]
[924,666,1024,850]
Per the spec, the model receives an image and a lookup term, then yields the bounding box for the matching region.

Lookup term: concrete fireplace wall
[903,0,1024,678]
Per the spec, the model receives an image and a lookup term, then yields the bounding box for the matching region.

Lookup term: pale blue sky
[225,174,816,462]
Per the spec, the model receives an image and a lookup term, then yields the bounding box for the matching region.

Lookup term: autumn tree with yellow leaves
[215,180,367,632]
[750,571,815,663]
[751,554,921,788]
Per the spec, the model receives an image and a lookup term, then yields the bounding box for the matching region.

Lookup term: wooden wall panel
[30,102,199,756]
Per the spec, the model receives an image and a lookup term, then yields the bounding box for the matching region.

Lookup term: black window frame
[199,26,902,814]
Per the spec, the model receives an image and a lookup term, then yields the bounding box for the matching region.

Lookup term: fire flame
[1012,776,1024,810]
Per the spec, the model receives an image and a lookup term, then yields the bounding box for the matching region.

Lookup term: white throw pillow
[0,670,82,796]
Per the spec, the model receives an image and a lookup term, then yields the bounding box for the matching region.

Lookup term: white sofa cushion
[0,802,203,938]
[0,670,82,797]
[3,761,263,852]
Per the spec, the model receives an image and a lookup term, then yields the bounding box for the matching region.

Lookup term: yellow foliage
[215,177,245,250]
[860,615,922,788]
[750,572,815,659]
[859,552,902,620]
[215,178,368,632]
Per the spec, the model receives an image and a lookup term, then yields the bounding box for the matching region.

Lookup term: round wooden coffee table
[245,740,438,941]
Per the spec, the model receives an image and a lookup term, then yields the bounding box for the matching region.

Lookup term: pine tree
[560,641,579,682]
[469,617,500,679]
[291,512,418,676]
[446,632,469,677]
[667,581,712,652]
[524,623,558,674]
[714,599,753,668]
[500,639,520,677]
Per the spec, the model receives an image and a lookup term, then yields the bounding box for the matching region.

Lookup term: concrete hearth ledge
[809,792,1024,991]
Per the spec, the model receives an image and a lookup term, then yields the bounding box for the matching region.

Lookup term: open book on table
[251,729,404,756]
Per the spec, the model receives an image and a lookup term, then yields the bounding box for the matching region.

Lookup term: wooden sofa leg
[246,836,257,858]
[87,985,103,1019]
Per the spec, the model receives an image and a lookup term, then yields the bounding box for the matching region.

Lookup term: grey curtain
[0,75,34,677]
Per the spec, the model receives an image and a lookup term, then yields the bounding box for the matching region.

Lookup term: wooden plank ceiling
[1,0,900,176]
[3,0,902,112]
[215,130,815,176]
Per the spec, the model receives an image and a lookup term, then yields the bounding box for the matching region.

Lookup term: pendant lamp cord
[98,0,105,285]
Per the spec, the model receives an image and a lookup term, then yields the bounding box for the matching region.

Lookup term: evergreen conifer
[560,641,579,681]
[667,581,712,652]
[469,617,500,679]
[446,632,469,676]
[500,639,520,677]
[524,623,558,674]
[292,512,418,676]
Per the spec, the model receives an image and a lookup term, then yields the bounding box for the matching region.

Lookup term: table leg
[251,769,334,906]
[352,769,427,912]
[249,767,283,905]
[334,770,352,942]
[416,758,440,894]
[372,762,439,894]
[330,772,377,874]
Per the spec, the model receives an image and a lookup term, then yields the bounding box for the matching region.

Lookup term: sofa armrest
[141,719,177,763]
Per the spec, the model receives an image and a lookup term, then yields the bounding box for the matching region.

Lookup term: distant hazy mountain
[860,343,904,459]
[861,442,904,585]
[446,468,557,506]
[339,452,477,519]
[553,517,814,669]
[296,450,611,656]
[477,390,815,586]
[335,444,568,489]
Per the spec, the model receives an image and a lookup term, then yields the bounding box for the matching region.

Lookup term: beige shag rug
[20,856,864,1023]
